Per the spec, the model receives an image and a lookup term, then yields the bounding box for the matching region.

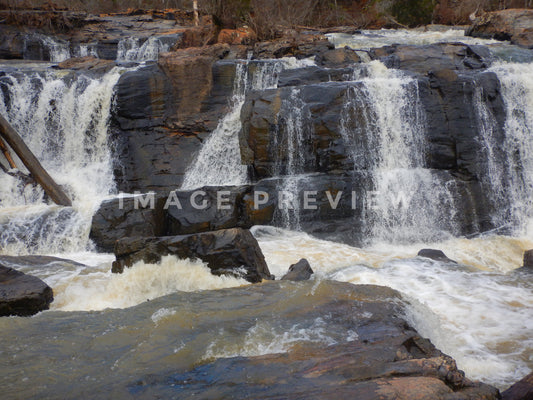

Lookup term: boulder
[253,33,333,59]
[502,372,533,400]
[0,260,53,317]
[90,194,167,252]
[112,227,273,283]
[281,258,314,281]
[417,249,457,263]
[165,186,253,236]
[467,9,533,49]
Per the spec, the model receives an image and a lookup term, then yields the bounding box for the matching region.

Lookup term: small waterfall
[341,61,458,243]
[116,37,171,62]
[181,58,312,190]
[0,67,123,253]
[272,88,312,229]
[26,34,71,62]
[490,63,533,235]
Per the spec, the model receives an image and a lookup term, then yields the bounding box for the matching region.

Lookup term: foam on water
[29,255,247,311]
[327,28,503,50]
[253,226,533,388]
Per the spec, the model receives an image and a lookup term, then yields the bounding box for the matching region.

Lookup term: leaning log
[0,115,72,207]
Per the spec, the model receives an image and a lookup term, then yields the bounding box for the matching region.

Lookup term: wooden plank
[0,114,72,207]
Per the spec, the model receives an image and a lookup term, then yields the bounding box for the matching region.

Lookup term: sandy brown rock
[467,9,533,48]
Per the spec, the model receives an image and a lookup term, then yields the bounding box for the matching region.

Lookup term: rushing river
[0,27,532,397]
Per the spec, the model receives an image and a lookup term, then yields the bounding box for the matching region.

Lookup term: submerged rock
[129,280,500,400]
[523,249,533,268]
[281,258,314,281]
[502,372,533,400]
[417,249,457,264]
[0,256,54,316]
[112,227,272,283]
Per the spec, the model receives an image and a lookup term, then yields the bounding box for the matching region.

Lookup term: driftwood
[0,115,72,207]
[0,136,17,169]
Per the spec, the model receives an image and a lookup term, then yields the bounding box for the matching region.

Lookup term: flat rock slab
[127,281,500,400]
[0,257,54,316]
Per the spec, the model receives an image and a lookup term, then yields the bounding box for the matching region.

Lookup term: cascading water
[181,58,313,190]
[340,61,459,243]
[0,67,123,254]
[272,87,312,229]
[476,62,533,236]
[116,37,171,62]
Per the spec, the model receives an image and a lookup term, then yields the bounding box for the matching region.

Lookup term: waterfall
[272,88,312,229]
[116,37,171,62]
[181,58,313,190]
[491,63,533,235]
[341,61,459,243]
[0,67,123,254]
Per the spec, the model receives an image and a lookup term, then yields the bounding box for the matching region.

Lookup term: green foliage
[390,0,435,26]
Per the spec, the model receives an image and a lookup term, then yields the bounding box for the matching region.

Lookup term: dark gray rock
[370,43,492,74]
[129,281,500,400]
[112,227,272,283]
[501,372,533,400]
[90,194,167,252]
[281,258,314,281]
[166,186,253,236]
[0,258,53,316]
[417,249,457,264]
[523,249,533,268]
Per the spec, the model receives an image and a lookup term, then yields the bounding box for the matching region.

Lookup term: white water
[254,226,533,389]
[0,67,123,253]
[473,62,533,236]
[181,57,315,190]
[327,28,503,50]
[340,61,459,243]
[116,37,171,62]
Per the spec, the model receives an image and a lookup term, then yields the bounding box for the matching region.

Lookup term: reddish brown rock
[467,9,533,48]
[502,372,533,400]
[57,56,115,71]
[218,27,256,45]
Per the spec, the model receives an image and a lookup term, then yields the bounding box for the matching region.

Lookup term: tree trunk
[0,136,17,169]
[0,115,72,207]
[193,0,199,26]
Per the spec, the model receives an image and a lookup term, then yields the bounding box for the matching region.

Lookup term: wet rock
[112,59,237,192]
[112,227,272,282]
[281,258,314,281]
[523,249,533,268]
[467,9,533,49]
[0,258,54,316]
[417,249,457,263]
[131,281,500,400]
[501,372,533,400]
[370,43,492,74]
[318,47,361,68]
[166,186,253,236]
[90,194,167,253]
[277,66,353,87]
[56,56,115,73]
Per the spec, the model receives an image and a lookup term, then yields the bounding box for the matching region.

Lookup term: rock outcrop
[130,281,500,400]
[467,9,533,48]
[112,227,272,283]
[0,256,54,316]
